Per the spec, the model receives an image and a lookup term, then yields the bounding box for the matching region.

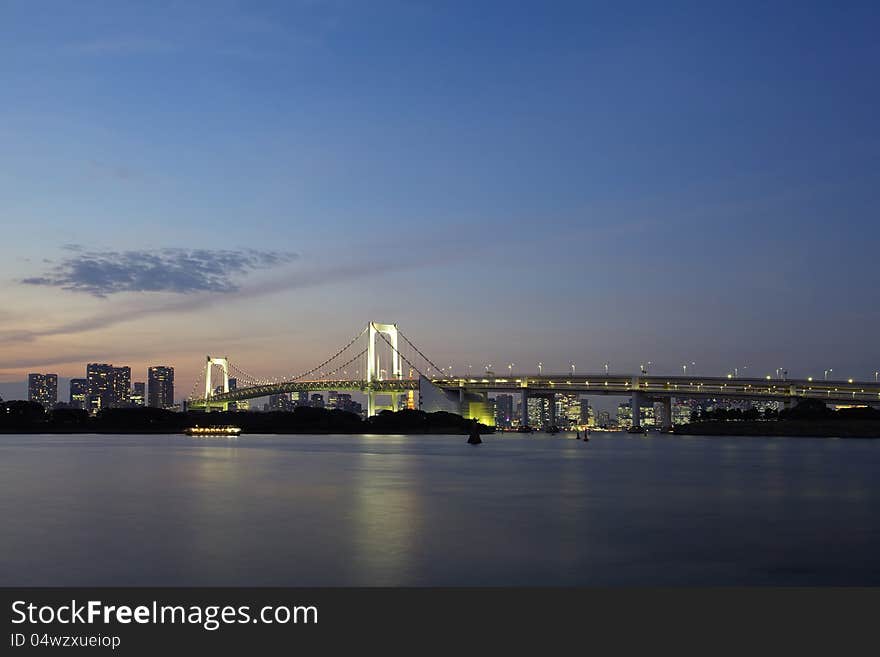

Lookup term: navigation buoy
[468,420,482,445]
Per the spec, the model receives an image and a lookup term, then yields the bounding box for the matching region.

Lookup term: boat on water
[184,426,242,436]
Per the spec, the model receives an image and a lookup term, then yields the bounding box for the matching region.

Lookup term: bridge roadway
[190,373,880,408]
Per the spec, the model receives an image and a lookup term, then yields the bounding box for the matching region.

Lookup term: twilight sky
[1,0,879,401]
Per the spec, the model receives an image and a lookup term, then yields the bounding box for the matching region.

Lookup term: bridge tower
[366,322,402,416]
[204,356,230,411]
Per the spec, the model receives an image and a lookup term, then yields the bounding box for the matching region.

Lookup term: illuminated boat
[184,425,242,436]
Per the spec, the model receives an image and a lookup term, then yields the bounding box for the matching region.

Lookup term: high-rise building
[494,394,514,428]
[112,366,131,406]
[28,373,58,408]
[269,393,294,411]
[334,393,357,412]
[147,366,174,409]
[579,399,594,426]
[131,382,146,407]
[556,393,581,427]
[310,393,324,408]
[617,402,632,429]
[527,396,552,429]
[69,378,88,410]
[597,410,611,428]
[293,391,309,407]
[87,364,115,411]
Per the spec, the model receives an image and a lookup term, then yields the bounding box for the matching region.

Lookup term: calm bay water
[1,432,878,586]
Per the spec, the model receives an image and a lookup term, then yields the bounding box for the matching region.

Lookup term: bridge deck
[191,374,880,407]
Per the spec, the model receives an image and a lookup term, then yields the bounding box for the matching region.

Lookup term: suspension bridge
[188,321,880,430]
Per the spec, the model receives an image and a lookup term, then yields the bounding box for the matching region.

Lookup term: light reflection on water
[0,432,878,585]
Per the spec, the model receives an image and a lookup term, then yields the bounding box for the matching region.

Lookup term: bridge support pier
[521,389,528,428]
[631,390,643,430]
[661,397,673,431]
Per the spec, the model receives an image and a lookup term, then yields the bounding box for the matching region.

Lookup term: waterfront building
[131,382,146,407]
[147,366,175,409]
[557,393,581,427]
[269,393,294,411]
[494,394,514,428]
[528,396,552,429]
[69,378,88,410]
[28,373,58,408]
[112,366,131,406]
[86,364,115,411]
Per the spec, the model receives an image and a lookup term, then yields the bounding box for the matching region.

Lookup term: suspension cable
[318,347,368,381]
[396,329,444,375]
[375,330,430,380]
[282,326,368,382]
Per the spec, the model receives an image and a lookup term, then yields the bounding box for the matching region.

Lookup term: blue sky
[1,0,879,400]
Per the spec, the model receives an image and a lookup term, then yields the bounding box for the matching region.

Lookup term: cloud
[2,250,462,346]
[21,248,298,297]
[65,37,178,56]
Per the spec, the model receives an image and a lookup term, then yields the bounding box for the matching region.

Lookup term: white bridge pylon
[199,322,412,415]
[204,356,230,407]
[367,322,403,416]
[367,322,401,382]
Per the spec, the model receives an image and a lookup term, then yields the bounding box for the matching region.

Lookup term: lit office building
[556,393,581,427]
[28,373,58,408]
[527,396,552,429]
[617,401,656,429]
[87,364,115,411]
[673,399,697,425]
[334,393,356,412]
[579,399,594,427]
[494,394,514,428]
[617,402,632,428]
[597,410,611,428]
[131,382,146,407]
[69,378,88,410]
[269,393,294,411]
[112,366,131,406]
[147,366,175,409]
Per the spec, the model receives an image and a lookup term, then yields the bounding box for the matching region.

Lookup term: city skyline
[2,1,879,401]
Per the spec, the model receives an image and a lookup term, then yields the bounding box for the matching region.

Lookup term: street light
[508,362,515,377]
[569,361,575,376]
[538,362,543,375]
[874,370,879,383]
[640,361,652,374]
[824,369,833,381]
[682,361,695,376]
[603,362,609,375]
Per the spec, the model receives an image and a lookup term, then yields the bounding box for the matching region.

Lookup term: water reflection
[0,432,878,585]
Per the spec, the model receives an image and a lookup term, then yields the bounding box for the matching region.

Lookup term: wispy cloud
[3,251,460,346]
[65,36,178,56]
[21,248,298,297]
